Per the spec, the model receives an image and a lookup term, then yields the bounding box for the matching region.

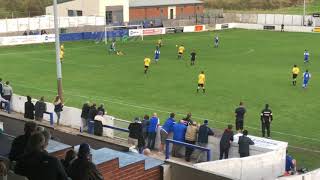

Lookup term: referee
[260,104,273,138]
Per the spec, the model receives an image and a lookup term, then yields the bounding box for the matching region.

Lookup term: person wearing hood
[219,124,234,160]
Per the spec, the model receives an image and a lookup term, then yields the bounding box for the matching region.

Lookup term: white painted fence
[0,16,105,33]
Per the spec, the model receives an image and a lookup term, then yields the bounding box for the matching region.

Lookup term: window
[68,10,74,16]
[76,10,83,16]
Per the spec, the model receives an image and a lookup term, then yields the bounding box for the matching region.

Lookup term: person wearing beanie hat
[67,143,103,180]
[196,119,214,163]
[128,117,144,152]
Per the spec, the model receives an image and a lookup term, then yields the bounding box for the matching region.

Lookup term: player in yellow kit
[197,71,206,93]
[157,38,163,48]
[292,64,300,86]
[177,45,185,59]
[60,44,64,62]
[144,56,151,74]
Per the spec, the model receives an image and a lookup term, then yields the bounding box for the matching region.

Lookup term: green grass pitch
[0,29,319,169]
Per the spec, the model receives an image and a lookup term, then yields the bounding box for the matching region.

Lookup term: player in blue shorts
[154,47,160,63]
[304,49,309,64]
[302,70,311,88]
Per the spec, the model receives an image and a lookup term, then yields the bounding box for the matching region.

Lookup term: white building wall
[46,0,129,23]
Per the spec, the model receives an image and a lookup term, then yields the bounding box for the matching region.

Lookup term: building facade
[46,0,204,24]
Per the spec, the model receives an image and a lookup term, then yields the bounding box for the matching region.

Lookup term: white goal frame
[104,24,144,44]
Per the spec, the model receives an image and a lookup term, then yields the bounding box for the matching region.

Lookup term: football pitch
[0,29,320,169]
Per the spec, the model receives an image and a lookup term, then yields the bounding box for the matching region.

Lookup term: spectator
[15,133,69,180]
[0,78,2,110]
[34,96,47,122]
[23,31,28,36]
[67,143,103,180]
[185,121,199,162]
[87,103,98,134]
[0,161,7,177]
[197,120,214,162]
[80,101,90,131]
[97,104,105,115]
[9,121,37,161]
[219,124,234,160]
[142,114,149,144]
[61,149,76,170]
[147,113,160,150]
[143,148,151,156]
[24,96,35,120]
[235,101,246,133]
[128,117,144,152]
[182,112,193,126]
[238,130,254,158]
[172,120,187,158]
[2,81,13,102]
[53,95,63,125]
[160,113,176,152]
[260,104,273,138]
[0,94,9,113]
[285,150,297,175]
[94,111,107,136]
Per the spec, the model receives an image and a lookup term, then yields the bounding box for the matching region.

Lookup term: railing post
[165,139,170,159]
[207,149,211,161]
[49,113,54,126]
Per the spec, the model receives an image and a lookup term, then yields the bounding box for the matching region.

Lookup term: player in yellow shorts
[178,45,185,59]
[157,38,163,48]
[292,64,300,86]
[144,56,151,74]
[197,71,206,93]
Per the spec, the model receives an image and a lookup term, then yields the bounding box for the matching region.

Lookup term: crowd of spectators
[2,121,104,180]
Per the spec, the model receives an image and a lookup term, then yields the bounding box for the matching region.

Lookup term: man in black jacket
[238,130,254,158]
[219,124,234,160]
[261,104,273,138]
[81,101,90,132]
[15,133,69,180]
[67,143,103,180]
[9,121,37,161]
[128,117,144,152]
[196,120,214,162]
[24,96,35,120]
[87,103,98,134]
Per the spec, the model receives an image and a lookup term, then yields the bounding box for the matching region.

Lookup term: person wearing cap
[238,130,254,158]
[160,113,176,152]
[147,113,160,150]
[260,104,273,138]
[67,143,103,180]
[219,124,234,160]
[172,120,187,158]
[128,117,144,152]
[185,121,199,162]
[196,120,214,162]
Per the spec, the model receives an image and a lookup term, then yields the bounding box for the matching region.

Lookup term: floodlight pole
[53,0,63,102]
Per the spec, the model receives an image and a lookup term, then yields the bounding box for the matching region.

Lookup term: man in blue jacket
[172,120,187,157]
[147,113,160,150]
[159,113,176,152]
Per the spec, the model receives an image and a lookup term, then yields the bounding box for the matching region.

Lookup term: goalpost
[104,24,144,44]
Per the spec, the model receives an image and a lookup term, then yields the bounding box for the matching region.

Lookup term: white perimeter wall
[277,169,320,180]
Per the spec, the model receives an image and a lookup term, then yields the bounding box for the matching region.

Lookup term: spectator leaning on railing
[219,124,234,160]
[2,81,13,102]
[142,114,150,144]
[35,96,47,122]
[238,130,254,158]
[0,93,9,113]
[197,120,214,163]
[185,121,199,162]
[160,113,176,152]
[80,101,90,131]
[128,117,144,152]
[172,120,187,158]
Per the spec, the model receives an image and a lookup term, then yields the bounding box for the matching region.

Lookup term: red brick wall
[129,4,204,21]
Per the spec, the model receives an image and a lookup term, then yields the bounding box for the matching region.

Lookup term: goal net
[102,24,144,44]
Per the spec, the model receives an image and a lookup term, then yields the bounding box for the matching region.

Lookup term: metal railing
[165,139,211,162]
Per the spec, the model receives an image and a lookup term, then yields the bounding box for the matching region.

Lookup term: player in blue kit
[302,70,311,88]
[154,47,160,63]
[304,50,309,64]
